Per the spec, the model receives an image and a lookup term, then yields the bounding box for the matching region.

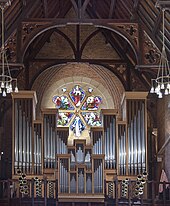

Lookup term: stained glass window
[52,85,103,137]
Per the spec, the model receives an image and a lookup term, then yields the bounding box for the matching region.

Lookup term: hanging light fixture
[0,1,18,97]
[150,8,170,98]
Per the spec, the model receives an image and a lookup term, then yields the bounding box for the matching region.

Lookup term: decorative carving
[143,31,160,64]
[116,64,127,81]
[21,22,50,45]
[110,23,139,47]
[4,32,17,63]
[116,64,126,74]
[22,23,40,42]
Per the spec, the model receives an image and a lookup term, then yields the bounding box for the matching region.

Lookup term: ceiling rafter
[81,0,90,18]
[131,0,140,20]
[109,0,117,19]
[152,11,162,37]
[3,0,41,42]
[57,0,72,18]
[85,4,136,65]
[25,29,55,62]
[42,0,48,18]
[70,0,78,17]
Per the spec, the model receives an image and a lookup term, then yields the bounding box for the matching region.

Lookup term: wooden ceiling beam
[25,29,55,62]
[70,0,78,17]
[42,0,48,18]
[57,0,72,18]
[109,0,117,19]
[4,0,41,41]
[131,0,140,20]
[119,0,132,18]
[23,17,133,24]
[152,11,162,36]
[81,0,90,17]
[32,58,126,64]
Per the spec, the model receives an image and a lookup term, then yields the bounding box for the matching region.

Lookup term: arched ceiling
[32,63,125,116]
[0,0,170,95]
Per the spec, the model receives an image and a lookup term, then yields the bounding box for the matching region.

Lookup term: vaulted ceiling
[0,0,170,92]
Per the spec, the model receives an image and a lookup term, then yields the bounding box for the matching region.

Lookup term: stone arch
[32,63,125,118]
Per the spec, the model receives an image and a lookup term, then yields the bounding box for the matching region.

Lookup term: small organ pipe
[14,102,18,170]
[123,131,126,174]
[141,103,145,169]
[44,117,47,168]
[138,108,141,173]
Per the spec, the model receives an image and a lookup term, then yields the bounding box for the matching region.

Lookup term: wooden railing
[0,178,170,206]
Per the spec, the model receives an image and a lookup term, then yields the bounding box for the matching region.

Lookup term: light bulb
[2,90,6,97]
[167,83,170,89]
[0,87,2,93]
[7,88,10,93]
[150,87,154,93]
[1,82,4,88]
[155,86,160,94]
[165,89,168,95]
[161,83,164,89]
[15,86,18,93]
[158,92,162,98]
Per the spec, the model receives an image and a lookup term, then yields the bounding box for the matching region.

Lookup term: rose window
[52,85,102,137]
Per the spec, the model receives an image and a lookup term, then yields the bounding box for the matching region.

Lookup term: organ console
[11,90,148,202]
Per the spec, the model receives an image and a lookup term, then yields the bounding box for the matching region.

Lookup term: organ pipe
[43,114,57,169]
[104,115,116,169]
[13,97,34,175]
[34,123,42,174]
[118,124,126,175]
[127,100,146,175]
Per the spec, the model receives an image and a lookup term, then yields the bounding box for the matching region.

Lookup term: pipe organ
[120,92,147,175]
[34,123,42,174]
[12,92,37,175]
[104,114,116,170]
[12,91,148,202]
[43,112,57,169]
[118,123,126,175]
[127,99,146,175]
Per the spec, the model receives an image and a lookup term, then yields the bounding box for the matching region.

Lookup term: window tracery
[52,85,102,137]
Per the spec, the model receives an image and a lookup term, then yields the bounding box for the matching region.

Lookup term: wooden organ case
[12,91,148,202]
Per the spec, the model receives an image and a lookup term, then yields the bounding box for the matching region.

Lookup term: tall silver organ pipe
[59,159,68,193]
[78,169,84,193]
[43,114,57,169]
[127,100,146,175]
[86,174,92,193]
[56,130,68,155]
[118,124,126,175]
[14,99,33,175]
[92,131,103,154]
[104,115,116,169]
[70,174,76,193]
[94,159,103,193]
[34,123,42,174]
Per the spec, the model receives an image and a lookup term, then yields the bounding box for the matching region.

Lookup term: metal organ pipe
[14,101,19,172]
[127,100,146,175]
[104,115,116,169]
[14,99,33,175]
[18,104,22,170]
[137,107,141,173]
[141,103,146,170]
